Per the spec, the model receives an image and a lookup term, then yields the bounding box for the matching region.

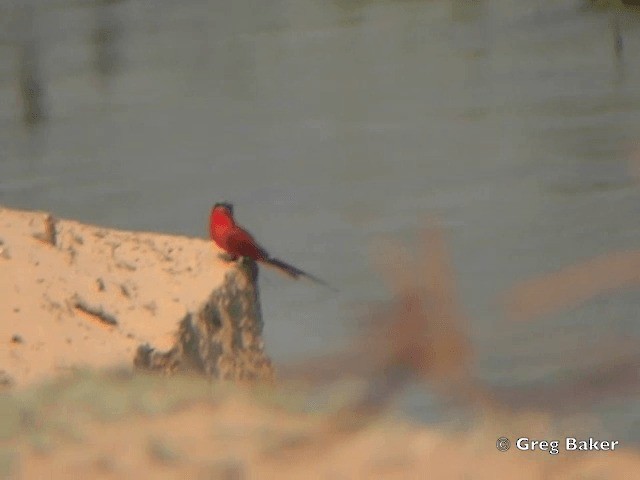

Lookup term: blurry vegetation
[0,369,232,456]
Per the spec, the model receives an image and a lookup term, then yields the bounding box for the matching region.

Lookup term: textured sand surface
[0,206,271,388]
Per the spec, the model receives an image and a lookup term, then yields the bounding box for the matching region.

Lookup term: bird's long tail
[263,256,334,290]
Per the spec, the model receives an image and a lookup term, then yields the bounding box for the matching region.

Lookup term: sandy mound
[0,206,272,389]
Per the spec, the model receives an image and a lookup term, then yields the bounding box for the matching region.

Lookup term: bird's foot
[218,252,239,262]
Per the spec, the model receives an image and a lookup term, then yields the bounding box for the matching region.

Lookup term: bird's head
[210,202,235,238]
[213,202,234,216]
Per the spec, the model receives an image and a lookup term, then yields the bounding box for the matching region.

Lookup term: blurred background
[2,0,640,442]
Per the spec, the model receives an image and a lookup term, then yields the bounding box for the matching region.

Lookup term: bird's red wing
[225,227,269,261]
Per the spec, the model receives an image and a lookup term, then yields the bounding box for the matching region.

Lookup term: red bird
[209,202,330,287]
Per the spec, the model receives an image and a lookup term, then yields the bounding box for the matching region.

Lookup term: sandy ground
[2,371,640,480]
[0,206,230,388]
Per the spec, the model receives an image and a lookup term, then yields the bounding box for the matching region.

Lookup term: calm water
[2,0,640,436]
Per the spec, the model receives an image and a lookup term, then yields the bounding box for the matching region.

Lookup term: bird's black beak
[214,202,234,214]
